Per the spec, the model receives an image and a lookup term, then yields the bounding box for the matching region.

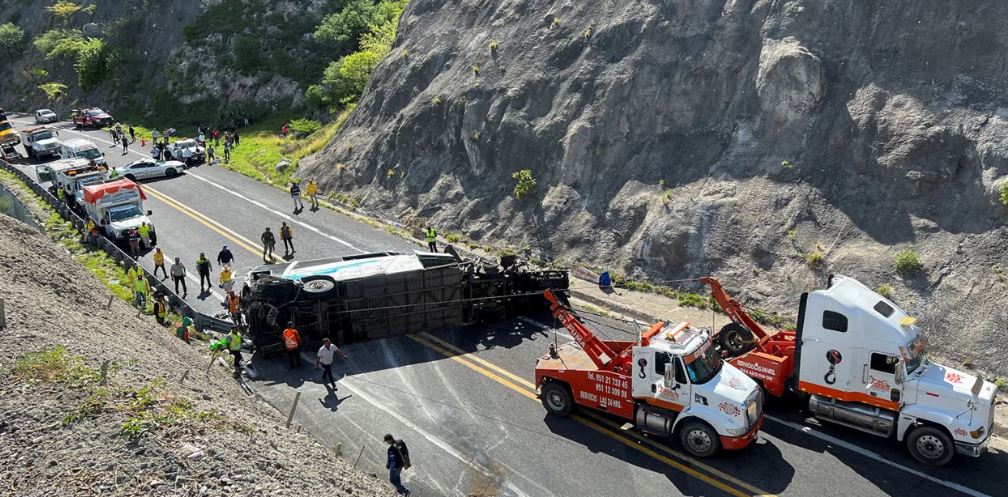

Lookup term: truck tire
[906,425,954,466]
[124,174,136,181]
[718,323,756,357]
[540,381,573,417]
[165,168,178,178]
[301,275,337,299]
[679,420,721,458]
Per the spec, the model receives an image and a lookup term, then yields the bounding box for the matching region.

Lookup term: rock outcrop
[301,0,1008,374]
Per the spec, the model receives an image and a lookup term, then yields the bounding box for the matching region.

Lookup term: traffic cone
[141,138,146,147]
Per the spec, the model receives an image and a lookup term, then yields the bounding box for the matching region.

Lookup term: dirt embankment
[0,213,394,497]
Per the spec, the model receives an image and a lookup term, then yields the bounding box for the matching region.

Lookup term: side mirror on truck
[36,166,52,183]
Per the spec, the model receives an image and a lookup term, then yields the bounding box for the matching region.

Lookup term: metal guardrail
[0,159,234,334]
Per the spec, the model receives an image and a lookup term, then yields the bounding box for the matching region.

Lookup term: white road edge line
[764,416,992,497]
[517,315,993,497]
[337,378,532,497]
[184,172,364,253]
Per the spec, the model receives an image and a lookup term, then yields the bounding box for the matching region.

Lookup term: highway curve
[6,117,1007,497]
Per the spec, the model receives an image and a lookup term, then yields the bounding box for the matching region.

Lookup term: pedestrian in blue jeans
[384,434,411,496]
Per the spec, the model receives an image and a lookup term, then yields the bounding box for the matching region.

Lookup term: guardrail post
[0,298,5,329]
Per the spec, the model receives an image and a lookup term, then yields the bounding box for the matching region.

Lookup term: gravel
[0,213,395,497]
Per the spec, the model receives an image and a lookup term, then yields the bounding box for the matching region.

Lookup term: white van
[60,138,106,166]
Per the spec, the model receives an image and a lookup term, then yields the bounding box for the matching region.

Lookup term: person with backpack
[384,434,411,496]
[261,227,276,263]
[280,222,294,255]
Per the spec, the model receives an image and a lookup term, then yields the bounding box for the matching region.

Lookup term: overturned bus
[240,250,569,352]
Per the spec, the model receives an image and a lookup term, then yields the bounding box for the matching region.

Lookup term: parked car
[165,138,205,166]
[71,108,113,128]
[34,109,58,124]
[117,158,185,181]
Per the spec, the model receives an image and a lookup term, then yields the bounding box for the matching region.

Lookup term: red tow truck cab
[71,108,113,128]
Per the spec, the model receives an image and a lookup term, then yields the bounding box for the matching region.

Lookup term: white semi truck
[81,178,156,244]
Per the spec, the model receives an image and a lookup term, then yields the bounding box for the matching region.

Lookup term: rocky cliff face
[301,0,1008,373]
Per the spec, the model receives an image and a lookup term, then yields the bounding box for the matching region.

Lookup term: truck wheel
[165,168,177,177]
[679,420,721,458]
[124,174,136,181]
[301,275,337,299]
[718,323,756,357]
[540,381,573,417]
[907,425,954,466]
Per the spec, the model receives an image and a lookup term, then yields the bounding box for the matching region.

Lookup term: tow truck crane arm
[699,276,771,343]
[544,289,616,370]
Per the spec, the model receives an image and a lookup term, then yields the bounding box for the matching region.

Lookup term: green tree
[314,0,378,48]
[322,50,383,104]
[233,35,261,72]
[0,22,26,58]
[75,38,118,90]
[33,29,86,59]
[38,82,68,101]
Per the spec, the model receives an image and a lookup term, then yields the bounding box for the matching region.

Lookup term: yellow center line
[139,182,774,497]
[408,333,776,497]
[144,185,265,259]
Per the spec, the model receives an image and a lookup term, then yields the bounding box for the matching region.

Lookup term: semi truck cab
[798,275,996,465]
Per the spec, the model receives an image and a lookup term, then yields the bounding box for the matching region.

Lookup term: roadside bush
[38,82,68,101]
[512,169,537,199]
[805,251,824,267]
[12,346,98,387]
[876,284,893,299]
[33,28,85,59]
[0,22,26,58]
[999,183,1008,206]
[305,84,328,108]
[893,250,923,276]
[288,118,322,138]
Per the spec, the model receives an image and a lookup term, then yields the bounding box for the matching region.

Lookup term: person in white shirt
[316,338,349,390]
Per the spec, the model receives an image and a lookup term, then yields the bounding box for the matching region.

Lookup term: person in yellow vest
[306,179,319,210]
[152,247,166,279]
[138,222,152,249]
[219,265,234,293]
[109,167,119,178]
[225,327,243,377]
[84,218,96,245]
[125,262,139,284]
[152,292,168,325]
[56,187,65,202]
[134,273,150,309]
[280,222,294,256]
[425,226,437,253]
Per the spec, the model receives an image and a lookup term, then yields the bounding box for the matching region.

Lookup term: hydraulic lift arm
[544,289,617,370]
[699,277,771,342]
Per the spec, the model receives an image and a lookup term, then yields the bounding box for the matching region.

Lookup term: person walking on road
[261,227,276,263]
[289,182,304,212]
[216,245,234,266]
[306,179,319,210]
[226,327,243,377]
[128,125,136,144]
[134,273,150,309]
[280,222,294,255]
[170,257,187,297]
[315,338,348,390]
[207,144,215,164]
[226,290,242,325]
[152,247,167,279]
[152,128,159,145]
[384,434,411,496]
[282,322,301,369]
[219,265,234,293]
[196,252,213,294]
[425,226,437,253]
[121,133,129,155]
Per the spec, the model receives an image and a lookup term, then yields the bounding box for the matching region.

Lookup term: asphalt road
[5,117,1007,497]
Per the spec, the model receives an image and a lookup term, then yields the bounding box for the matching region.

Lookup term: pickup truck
[71,108,113,128]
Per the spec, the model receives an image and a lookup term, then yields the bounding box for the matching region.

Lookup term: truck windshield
[0,121,11,131]
[900,334,929,375]
[108,206,142,222]
[78,148,102,159]
[32,131,55,141]
[684,341,722,384]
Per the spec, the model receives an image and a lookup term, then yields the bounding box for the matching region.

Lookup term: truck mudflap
[720,415,762,450]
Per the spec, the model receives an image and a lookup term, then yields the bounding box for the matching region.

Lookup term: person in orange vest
[226,290,242,325]
[281,321,302,369]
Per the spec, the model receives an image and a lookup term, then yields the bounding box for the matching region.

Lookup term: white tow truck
[21,125,61,160]
[37,158,110,210]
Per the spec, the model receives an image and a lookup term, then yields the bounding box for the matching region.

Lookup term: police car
[117,158,185,181]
